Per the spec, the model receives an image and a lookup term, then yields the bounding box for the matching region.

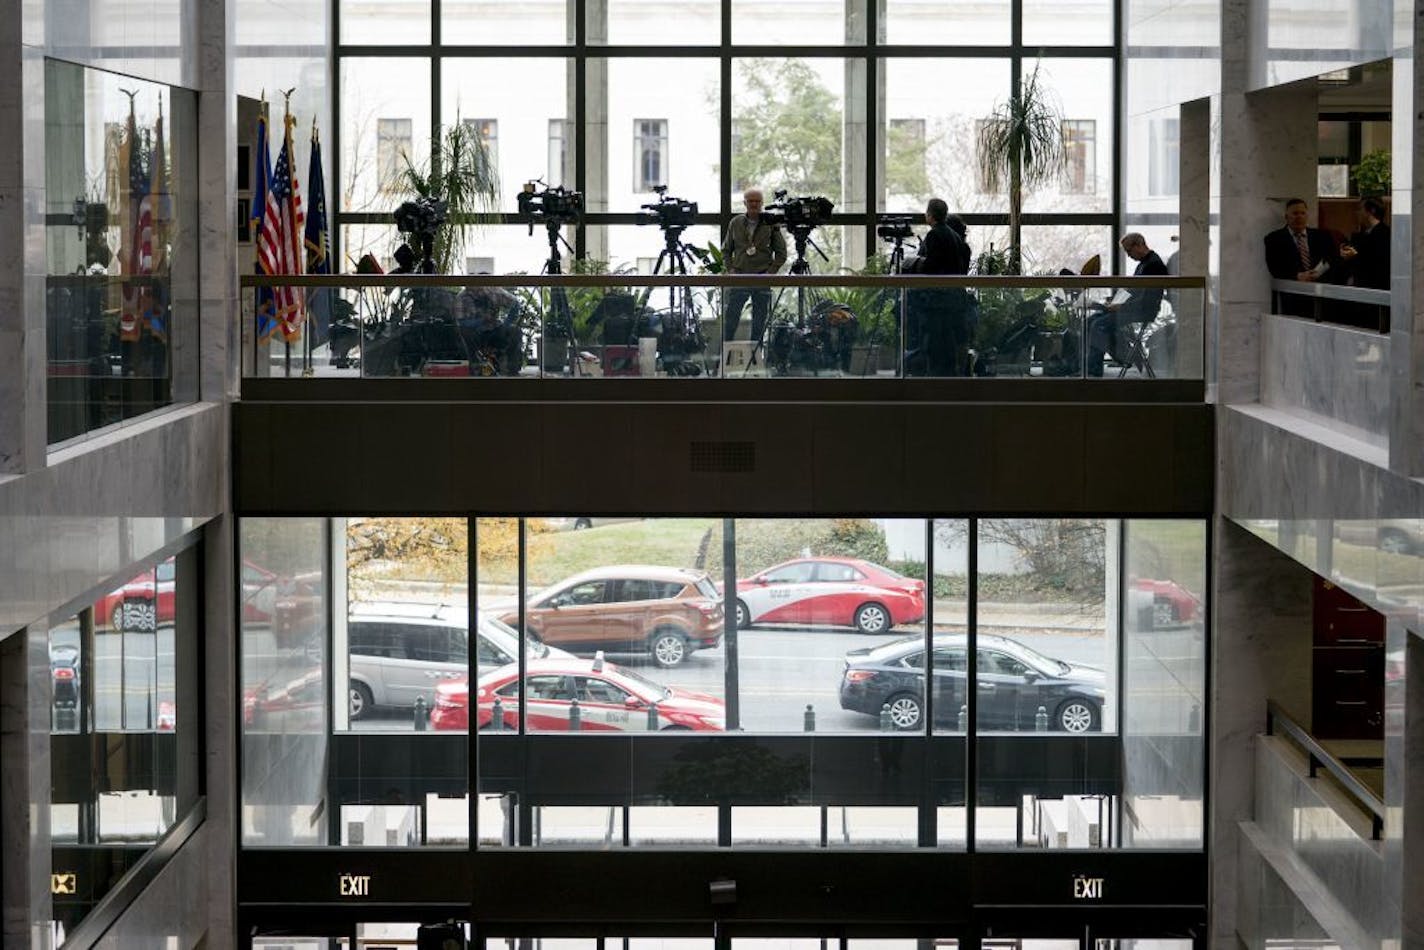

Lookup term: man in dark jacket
[1341,197,1390,290]
[1264,198,1340,317]
[1086,232,1168,377]
[904,198,971,376]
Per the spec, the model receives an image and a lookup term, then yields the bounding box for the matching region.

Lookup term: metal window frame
[328,0,1123,271]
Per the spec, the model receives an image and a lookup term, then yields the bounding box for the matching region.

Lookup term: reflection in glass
[45,62,197,443]
[1122,520,1206,849]
[240,519,330,846]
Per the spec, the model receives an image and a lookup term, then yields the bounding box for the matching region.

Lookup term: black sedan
[838,633,1107,733]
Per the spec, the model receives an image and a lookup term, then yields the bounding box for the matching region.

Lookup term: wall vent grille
[689,441,755,473]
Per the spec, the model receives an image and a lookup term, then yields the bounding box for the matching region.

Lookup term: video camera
[393,195,449,242]
[638,185,699,230]
[877,216,915,241]
[517,180,584,233]
[764,189,835,230]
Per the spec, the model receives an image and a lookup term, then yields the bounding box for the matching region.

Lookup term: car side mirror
[625,696,644,709]
[1022,670,1041,683]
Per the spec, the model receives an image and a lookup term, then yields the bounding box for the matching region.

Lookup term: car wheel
[854,602,891,634]
[1057,699,1099,734]
[1151,598,1175,629]
[1381,528,1413,555]
[349,681,373,721]
[574,518,592,530]
[735,599,751,629]
[110,603,125,632]
[884,693,923,730]
[650,629,688,668]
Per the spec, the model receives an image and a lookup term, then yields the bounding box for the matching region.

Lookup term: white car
[346,603,571,720]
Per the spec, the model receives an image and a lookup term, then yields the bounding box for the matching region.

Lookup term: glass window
[1149,117,1181,197]
[441,58,572,213]
[603,0,718,44]
[882,58,1010,215]
[340,0,431,45]
[732,58,849,205]
[1023,0,1112,45]
[1061,119,1097,195]
[45,62,198,443]
[548,119,570,188]
[883,0,1010,44]
[341,58,431,216]
[463,117,500,181]
[731,0,851,45]
[634,119,669,192]
[443,0,569,45]
[816,562,865,582]
[1021,58,1113,214]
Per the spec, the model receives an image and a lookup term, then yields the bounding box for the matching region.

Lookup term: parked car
[346,602,572,720]
[49,643,80,711]
[733,556,925,634]
[502,566,723,668]
[1127,578,1201,629]
[541,517,643,532]
[95,558,177,632]
[838,633,1106,733]
[430,655,725,732]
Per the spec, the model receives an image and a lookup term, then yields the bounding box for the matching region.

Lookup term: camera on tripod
[764,189,835,229]
[394,195,449,242]
[877,216,915,241]
[517,181,584,233]
[638,185,698,230]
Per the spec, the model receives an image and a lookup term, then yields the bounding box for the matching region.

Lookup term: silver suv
[346,603,569,720]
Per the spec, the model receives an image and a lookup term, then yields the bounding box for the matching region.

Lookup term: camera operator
[904,198,972,376]
[721,188,788,344]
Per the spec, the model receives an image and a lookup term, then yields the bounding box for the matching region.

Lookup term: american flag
[257,112,305,340]
[118,102,150,343]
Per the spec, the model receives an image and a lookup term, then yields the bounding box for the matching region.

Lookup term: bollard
[879,703,893,732]
[414,695,428,731]
[957,703,968,733]
[569,698,581,731]
[491,696,505,732]
[647,701,660,730]
[1035,705,1049,732]
[804,704,816,732]
[1188,702,1200,733]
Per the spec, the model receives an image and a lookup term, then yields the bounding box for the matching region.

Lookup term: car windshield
[984,638,1064,674]
[480,614,551,659]
[611,665,673,700]
[877,562,905,578]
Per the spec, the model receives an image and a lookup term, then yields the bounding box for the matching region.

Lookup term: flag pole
[281,89,296,379]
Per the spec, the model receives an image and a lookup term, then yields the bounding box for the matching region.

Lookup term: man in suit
[1086,232,1169,377]
[1341,197,1390,290]
[1264,198,1340,317]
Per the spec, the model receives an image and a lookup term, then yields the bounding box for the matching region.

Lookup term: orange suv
[502,565,724,668]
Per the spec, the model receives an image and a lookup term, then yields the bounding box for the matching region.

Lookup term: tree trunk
[1009,158,1023,275]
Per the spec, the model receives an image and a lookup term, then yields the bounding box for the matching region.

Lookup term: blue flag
[304,125,331,347]
[252,106,277,342]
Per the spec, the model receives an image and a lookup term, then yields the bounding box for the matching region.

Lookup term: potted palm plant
[399,119,499,275]
[975,65,1067,274]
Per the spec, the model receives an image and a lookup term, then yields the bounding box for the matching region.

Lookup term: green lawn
[507,518,720,589]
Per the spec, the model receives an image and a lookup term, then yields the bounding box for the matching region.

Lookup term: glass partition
[237,516,1207,853]
[45,61,198,444]
[242,274,1205,381]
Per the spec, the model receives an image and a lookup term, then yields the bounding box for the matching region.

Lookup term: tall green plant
[400,120,499,274]
[1351,148,1391,198]
[975,65,1067,273]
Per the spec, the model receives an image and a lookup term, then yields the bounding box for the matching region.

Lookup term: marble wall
[92,825,210,950]
[1210,518,1315,947]
[1261,316,1391,450]
[1247,0,1391,91]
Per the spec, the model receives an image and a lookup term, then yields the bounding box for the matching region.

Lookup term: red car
[733,556,926,634]
[1129,578,1201,628]
[430,656,725,732]
[95,558,177,632]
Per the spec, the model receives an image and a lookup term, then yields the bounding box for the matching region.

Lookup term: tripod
[867,232,912,376]
[743,224,828,376]
[640,225,709,376]
[539,219,581,375]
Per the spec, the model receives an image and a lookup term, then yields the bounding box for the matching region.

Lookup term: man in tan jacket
[722,188,788,343]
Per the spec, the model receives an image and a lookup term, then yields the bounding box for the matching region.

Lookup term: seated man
[1085,233,1167,377]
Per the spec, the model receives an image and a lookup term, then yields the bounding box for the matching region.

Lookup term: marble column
[197,0,237,402]
[1400,630,1424,949]
[1,624,54,950]
[1209,519,1315,947]
[1387,1,1423,476]
[1178,98,1210,381]
[0,13,47,474]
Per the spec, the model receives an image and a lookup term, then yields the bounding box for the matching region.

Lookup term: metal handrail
[1270,278,1390,307]
[240,273,1208,290]
[1265,699,1383,840]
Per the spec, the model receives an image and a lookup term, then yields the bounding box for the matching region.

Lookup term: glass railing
[240,274,1205,381]
[1270,278,1390,333]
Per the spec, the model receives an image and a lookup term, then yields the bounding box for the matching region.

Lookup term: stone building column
[1388,3,1424,475]
[1,625,54,950]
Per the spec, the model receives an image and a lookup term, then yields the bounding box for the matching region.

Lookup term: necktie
[1294,230,1311,271]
